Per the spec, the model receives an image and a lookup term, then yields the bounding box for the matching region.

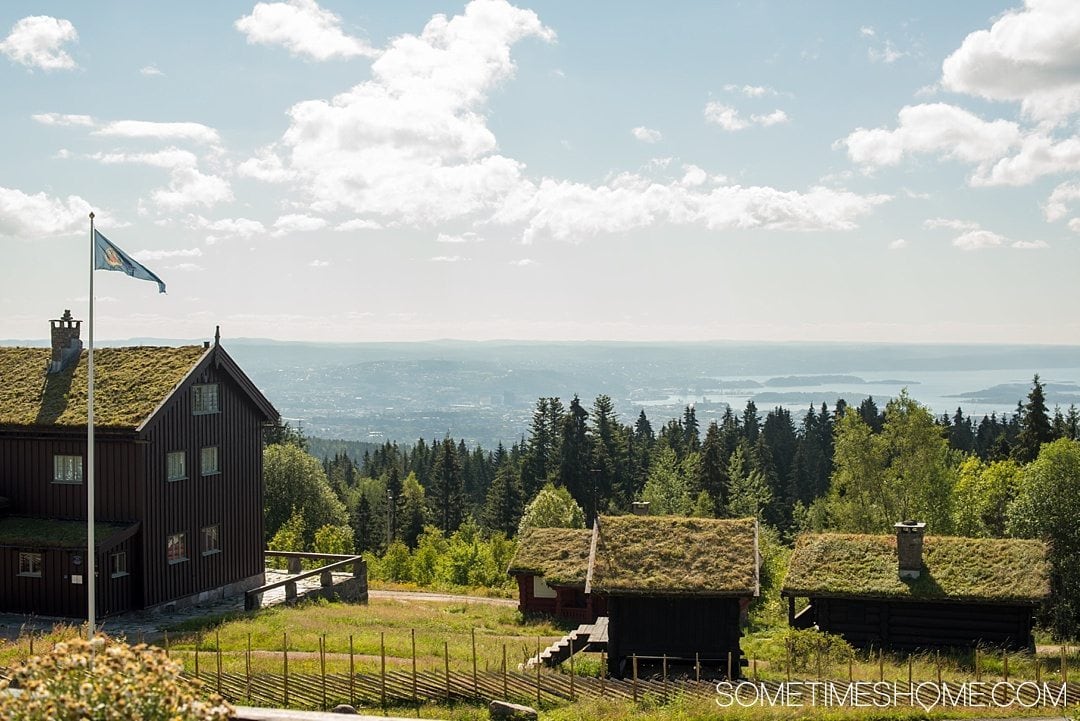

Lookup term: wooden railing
[245,551,367,611]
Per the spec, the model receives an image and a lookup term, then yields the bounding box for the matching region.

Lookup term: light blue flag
[93,229,166,293]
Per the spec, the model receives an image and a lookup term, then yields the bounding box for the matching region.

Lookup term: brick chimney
[894,520,926,579]
[48,309,83,374]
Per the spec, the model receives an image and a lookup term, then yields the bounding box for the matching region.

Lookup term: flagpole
[87,211,96,640]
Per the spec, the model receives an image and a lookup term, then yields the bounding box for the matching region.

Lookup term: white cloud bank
[0,186,90,238]
[631,126,662,143]
[0,16,78,70]
[704,102,789,131]
[236,0,378,61]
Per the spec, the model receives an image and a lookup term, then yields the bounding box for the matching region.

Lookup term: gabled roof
[781,533,1050,604]
[507,527,593,586]
[0,344,277,430]
[0,516,138,550]
[587,515,759,597]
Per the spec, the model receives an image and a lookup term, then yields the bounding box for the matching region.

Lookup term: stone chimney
[48,309,83,374]
[631,501,651,516]
[894,520,926,579]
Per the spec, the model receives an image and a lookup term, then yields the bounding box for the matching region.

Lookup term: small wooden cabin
[587,515,759,678]
[781,523,1049,651]
[0,311,278,617]
[507,527,605,622]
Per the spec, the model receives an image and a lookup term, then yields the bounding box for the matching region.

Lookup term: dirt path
[367,589,515,607]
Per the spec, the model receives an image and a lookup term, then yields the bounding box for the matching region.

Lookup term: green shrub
[0,635,233,720]
[782,628,855,671]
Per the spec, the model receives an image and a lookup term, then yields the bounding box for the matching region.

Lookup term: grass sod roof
[781,533,1051,604]
[588,515,759,596]
[507,527,593,586]
[0,516,133,549]
[0,346,207,429]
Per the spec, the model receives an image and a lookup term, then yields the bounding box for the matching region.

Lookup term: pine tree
[558,396,592,520]
[696,421,728,509]
[398,473,428,547]
[742,400,760,444]
[1015,374,1053,463]
[349,493,374,552]
[429,436,465,533]
[682,405,701,453]
[482,464,524,536]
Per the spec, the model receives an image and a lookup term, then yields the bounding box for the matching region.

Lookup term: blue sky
[2,1,1078,343]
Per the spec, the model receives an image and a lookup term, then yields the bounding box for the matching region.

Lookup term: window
[18,552,42,577]
[53,454,83,484]
[167,533,187,564]
[166,451,186,481]
[110,552,128,578]
[201,525,221,556]
[192,384,220,414]
[200,446,220,476]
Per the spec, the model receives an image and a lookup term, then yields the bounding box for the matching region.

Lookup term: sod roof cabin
[0,311,278,618]
[781,522,1050,651]
[507,527,604,621]
[586,514,759,678]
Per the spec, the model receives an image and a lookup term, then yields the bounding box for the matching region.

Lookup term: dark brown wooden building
[781,523,1050,651]
[0,311,278,618]
[586,515,759,678]
[507,526,606,622]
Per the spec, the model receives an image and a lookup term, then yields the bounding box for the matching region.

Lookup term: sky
[2,0,1079,344]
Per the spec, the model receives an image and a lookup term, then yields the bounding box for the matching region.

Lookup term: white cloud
[1044,182,1080,221]
[132,247,203,261]
[924,217,980,231]
[752,109,789,127]
[704,102,748,131]
[236,146,294,183]
[272,213,327,236]
[0,185,91,238]
[859,26,876,38]
[953,228,1006,250]
[94,120,221,145]
[631,126,662,143]
[942,0,1080,124]
[140,65,164,77]
[166,262,203,272]
[840,103,1021,170]
[261,0,554,223]
[335,218,382,231]
[867,39,906,64]
[191,215,267,244]
[705,102,789,131]
[0,16,78,70]
[1069,218,1080,233]
[53,148,71,159]
[309,259,330,267]
[235,0,378,61]
[32,112,93,127]
[430,255,465,262]
[973,134,1080,186]
[1011,239,1049,249]
[889,238,908,250]
[509,258,534,266]
[723,84,778,97]
[494,174,890,243]
[92,148,199,170]
[436,231,481,243]
[152,167,233,211]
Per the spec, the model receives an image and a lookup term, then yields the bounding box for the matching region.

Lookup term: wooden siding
[515,573,607,622]
[140,357,266,607]
[605,596,743,678]
[811,597,1035,651]
[0,431,140,521]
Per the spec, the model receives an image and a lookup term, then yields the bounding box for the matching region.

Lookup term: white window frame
[167,533,188,564]
[192,383,220,415]
[52,454,83,484]
[201,524,221,556]
[18,552,42,577]
[166,451,187,482]
[110,551,128,578]
[200,446,220,476]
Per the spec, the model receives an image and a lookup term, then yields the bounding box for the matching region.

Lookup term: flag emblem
[103,247,123,268]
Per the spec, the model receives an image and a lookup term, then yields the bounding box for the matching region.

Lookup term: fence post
[754,656,760,682]
[599,650,605,697]
[728,651,734,681]
[164,631,169,658]
[663,654,669,701]
[975,648,981,682]
[878,649,884,682]
[695,652,700,682]
[569,635,576,701]
[320,634,327,711]
[848,656,853,682]
[472,627,479,699]
[936,651,941,686]
[246,633,252,704]
[195,632,201,679]
[907,655,913,691]
[29,634,33,656]
[216,629,222,695]
[380,631,387,710]
[1036,657,1042,684]
[1063,645,1068,683]
[536,636,541,708]
[349,635,355,708]
[786,638,792,682]
[283,632,289,708]
[502,644,508,701]
[632,654,639,703]
[412,629,418,710]
[444,640,451,704]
